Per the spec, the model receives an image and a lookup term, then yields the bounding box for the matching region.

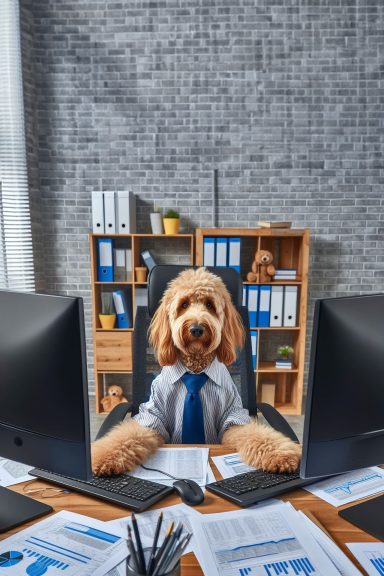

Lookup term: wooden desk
[2,445,377,575]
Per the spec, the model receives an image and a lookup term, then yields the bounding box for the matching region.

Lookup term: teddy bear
[247,249,275,283]
[100,385,128,413]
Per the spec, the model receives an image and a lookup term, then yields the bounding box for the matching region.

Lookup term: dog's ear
[148,300,178,366]
[216,296,245,365]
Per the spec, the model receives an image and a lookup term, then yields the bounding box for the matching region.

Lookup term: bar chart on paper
[237,556,317,576]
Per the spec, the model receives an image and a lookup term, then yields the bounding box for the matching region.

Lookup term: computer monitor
[0,290,92,531]
[301,293,384,538]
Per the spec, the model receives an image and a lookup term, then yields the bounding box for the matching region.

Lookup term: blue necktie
[181,373,208,444]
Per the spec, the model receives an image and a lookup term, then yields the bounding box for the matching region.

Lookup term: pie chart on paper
[0,550,23,567]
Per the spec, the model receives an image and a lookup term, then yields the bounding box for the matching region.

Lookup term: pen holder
[126,547,180,576]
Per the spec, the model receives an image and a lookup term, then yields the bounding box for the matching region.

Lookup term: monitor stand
[0,486,52,533]
[339,493,384,540]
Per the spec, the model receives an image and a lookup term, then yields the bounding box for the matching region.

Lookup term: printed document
[211,452,255,478]
[189,501,340,576]
[304,466,384,506]
[347,542,384,575]
[106,503,200,554]
[130,447,209,486]
[297,510,362,575]
[0,510,127,576]
[0,457,35,487]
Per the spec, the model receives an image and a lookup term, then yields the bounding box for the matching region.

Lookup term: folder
[242,286,247,308]
[228,237,241,273]
[247,285,259,328]
[91,191,105,234]
[112,289,132,328]
[258,285,271,327]
[125,248,132,281]
[103,191,116,233]
[215,238,228,266]
[114,248,126,281]
[116,191,136,233]
[283,286,298,327]
[141,250,157,271]
[203,237,215,266]
[270,285,284,327]
[250,330,258,370]
[97,238,114,281]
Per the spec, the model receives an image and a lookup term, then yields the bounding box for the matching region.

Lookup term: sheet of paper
[189,501,341,576]
[0,510,127,576]
[304,466,384,506]
[347,543,384,575]
[130,447,209,487]
[297,510,362,575]
[211,451,255,478]
[0,457,35,486]
[105,503,200,555]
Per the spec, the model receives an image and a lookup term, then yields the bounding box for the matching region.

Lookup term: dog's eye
[206,301,214,310]
[181,301,189,309]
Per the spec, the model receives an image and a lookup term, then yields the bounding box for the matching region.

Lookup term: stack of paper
[189,501,361,576]
[129,447,212,487]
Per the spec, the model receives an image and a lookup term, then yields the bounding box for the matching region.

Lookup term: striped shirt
[133,357,251,443]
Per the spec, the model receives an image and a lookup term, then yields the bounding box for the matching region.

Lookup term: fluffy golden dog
[92,268,301,476]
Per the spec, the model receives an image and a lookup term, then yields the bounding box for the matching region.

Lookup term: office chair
[97,265,299,443]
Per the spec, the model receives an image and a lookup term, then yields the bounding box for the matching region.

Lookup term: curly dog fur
[92,267,301,475]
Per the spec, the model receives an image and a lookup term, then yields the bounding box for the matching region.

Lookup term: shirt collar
[161,357,222,386]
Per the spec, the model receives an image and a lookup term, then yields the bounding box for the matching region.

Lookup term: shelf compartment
[257,362,298,373]
[95,331,132,372]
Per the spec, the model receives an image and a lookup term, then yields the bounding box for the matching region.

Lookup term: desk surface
[2,445,378,575]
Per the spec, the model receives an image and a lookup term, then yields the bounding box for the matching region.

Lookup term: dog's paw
[91,443,129,476]
[240,439,301,474]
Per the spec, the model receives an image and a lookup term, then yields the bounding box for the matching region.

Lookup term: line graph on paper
[324,470,384,502]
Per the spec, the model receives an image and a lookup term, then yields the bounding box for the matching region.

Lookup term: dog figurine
[92,268,301,476]
[100,384,129,413]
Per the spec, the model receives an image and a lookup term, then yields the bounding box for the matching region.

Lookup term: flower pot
[150,212,164,234]
[163,218,180,235]
[135,266,148,283]
[99,314,116,329]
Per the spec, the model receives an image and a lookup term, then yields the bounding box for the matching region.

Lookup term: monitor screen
[0,290,91,480]
[301,294,384,478]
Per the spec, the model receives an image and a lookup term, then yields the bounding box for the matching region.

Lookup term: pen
[151,521,174,576]
[127,525,140,574]
[152,528,178,576]
[147,511,163,576]
[163,532,192,573]
[131,513,146,574]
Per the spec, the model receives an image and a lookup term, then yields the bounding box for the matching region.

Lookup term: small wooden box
[261,382,276,406]
[95,332,132,371]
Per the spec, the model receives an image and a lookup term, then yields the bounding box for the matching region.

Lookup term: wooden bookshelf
[90,233,194,413]
[195,227,310,415]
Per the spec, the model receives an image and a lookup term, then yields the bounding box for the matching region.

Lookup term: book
[257,221,292,229]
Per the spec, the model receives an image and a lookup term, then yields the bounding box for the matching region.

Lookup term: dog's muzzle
[189,324,205,338]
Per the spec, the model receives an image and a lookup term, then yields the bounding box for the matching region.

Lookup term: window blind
[0,0,35,291]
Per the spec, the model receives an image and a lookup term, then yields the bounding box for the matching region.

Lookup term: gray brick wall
[21,0,384,397]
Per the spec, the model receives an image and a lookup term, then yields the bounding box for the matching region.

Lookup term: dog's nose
[190,324,205,338]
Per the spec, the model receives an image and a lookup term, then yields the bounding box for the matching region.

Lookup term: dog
[92,268,301,476]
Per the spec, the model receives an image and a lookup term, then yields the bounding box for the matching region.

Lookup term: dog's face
[255,250,273,265]
[149,268,245,366]
[108,385,123,397]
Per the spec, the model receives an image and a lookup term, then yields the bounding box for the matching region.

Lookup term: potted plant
[99,292,116,329]
[276,345,294,369]
[163,209,180,235]
[150,204,164,234]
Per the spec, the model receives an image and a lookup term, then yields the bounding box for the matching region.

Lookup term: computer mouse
[173,479,204,506]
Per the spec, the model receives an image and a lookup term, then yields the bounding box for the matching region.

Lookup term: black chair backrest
[132,265,257,416]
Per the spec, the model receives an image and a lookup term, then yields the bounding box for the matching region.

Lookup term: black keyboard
[206,469,316,507]
[31,468,174,513]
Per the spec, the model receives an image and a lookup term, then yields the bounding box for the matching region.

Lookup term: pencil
[127,525,140,573]
[152,529,178,576]
[147,511,163,576]
[151,521,174,576]
[164,532,192,573]
[131,513,146,574]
